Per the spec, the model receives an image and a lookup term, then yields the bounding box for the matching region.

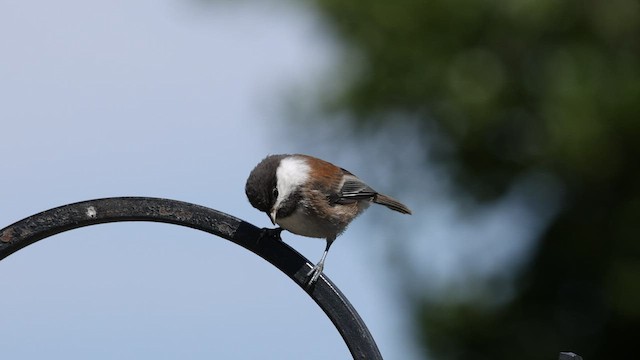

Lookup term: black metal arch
[0,197,382,360]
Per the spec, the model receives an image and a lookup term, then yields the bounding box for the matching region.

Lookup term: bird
[245,154,412,287]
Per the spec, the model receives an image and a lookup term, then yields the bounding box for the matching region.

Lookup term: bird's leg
[306,250,328,284]
[258,227,284,242]
[306,238,334,287]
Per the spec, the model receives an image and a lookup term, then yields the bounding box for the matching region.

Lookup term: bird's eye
[272,187,278,199]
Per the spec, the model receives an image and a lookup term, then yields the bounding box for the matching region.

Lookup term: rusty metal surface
[0,197,382,359]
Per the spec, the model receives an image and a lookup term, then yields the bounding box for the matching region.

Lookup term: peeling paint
[86,206,97,218]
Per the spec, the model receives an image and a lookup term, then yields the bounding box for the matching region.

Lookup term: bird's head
[245,154,309,225]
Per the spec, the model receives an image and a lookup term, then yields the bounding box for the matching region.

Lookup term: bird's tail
[374,194,412,215]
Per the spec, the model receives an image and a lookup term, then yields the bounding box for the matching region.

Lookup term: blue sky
[0,1,557,359]
[0,1,421,359]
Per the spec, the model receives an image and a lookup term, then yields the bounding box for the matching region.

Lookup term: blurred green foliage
[309,0,640,358]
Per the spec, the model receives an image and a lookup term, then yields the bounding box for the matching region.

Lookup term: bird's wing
[334,174,377,204]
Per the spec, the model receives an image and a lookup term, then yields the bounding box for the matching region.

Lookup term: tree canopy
[309,0,640,358]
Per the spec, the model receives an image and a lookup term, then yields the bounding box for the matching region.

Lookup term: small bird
[245,154,411,286]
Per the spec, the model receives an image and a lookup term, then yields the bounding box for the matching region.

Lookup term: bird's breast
[275,208,339,239]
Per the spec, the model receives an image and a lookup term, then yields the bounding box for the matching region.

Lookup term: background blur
[1,1,639,359]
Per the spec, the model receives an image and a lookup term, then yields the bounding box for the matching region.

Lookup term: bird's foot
[305,263,324,288]
[305,248,329,289]
[258,227,284,243]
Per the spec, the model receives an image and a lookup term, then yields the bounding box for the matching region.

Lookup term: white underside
[275,208,334,239]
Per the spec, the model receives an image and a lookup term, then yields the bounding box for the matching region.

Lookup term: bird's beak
[268,209,277,225]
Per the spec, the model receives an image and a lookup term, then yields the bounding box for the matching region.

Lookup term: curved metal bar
[0,197,382,359]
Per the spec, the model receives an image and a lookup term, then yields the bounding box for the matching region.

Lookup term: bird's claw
[305,263,324,289]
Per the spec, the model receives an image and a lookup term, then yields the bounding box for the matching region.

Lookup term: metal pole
[0,197,382,359]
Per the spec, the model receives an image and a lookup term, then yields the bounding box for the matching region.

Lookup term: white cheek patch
[274,157,310,209]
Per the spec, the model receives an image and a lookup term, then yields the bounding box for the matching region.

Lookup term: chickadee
[245,154,411,286]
